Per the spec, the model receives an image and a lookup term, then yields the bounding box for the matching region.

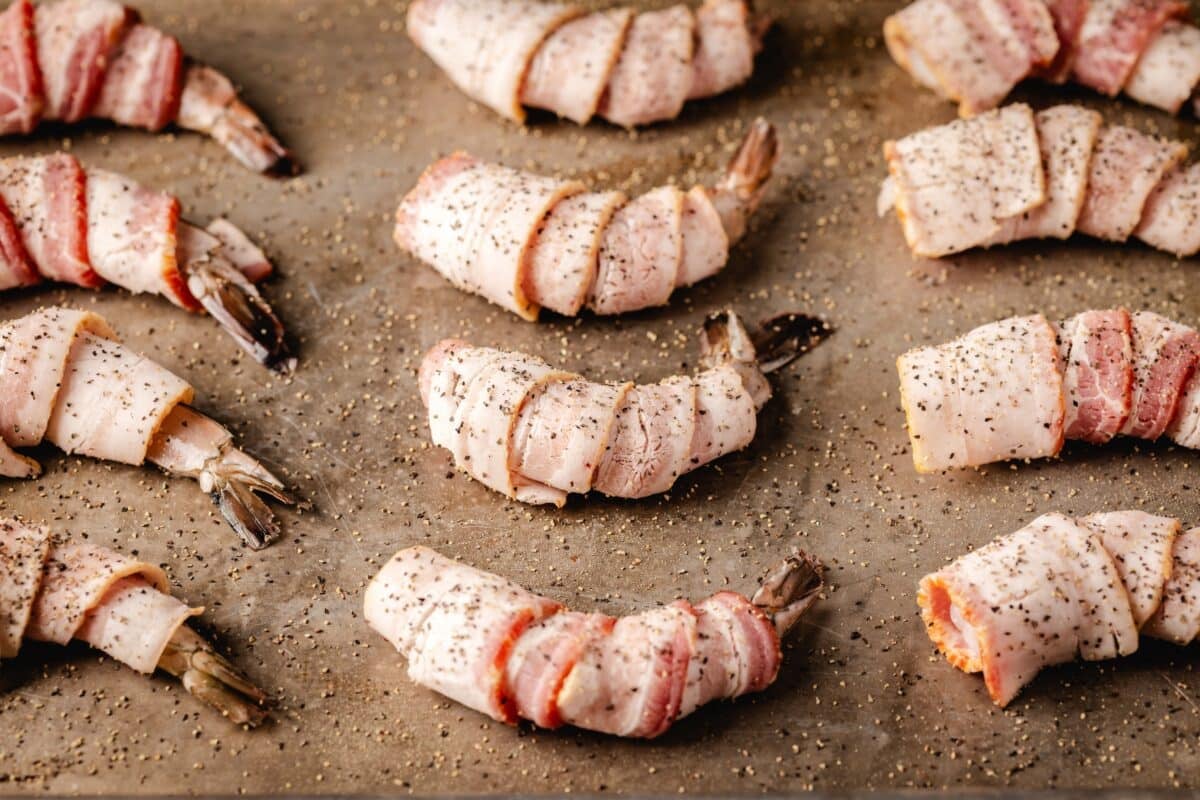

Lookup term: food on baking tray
[0,519,267,725]
[0,153,292,372]
[407,0,769,126]
[0,0,294,174]
[896,308,1200,472]
[877,103,1200,259]
[921,510,1200,706]
[885,0,1200,117]
[396,118,777,320]
[365,544,822,737]
[0,307,296,548]
[419,310,830,505]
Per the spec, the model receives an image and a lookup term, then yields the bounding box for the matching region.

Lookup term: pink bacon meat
[898,308,1200,472]
[920,510,1200,707]
[0,0,292,174]
[885,0,1200,117]
[396,119,777,321]
[0,307,295,548]
[0,151,292,371]
[364,545,822,738]
[407,0,767,127]
[418,310,829,506]
[879,103,1200,259]
[0,518,267,724]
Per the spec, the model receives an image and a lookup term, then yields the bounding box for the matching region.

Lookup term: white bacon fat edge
[885,0,1200,117]
[407,0,766,126]
[921,510,1200,707]
[0,307,294,549]
[396,119,777,321]
[879,103,1200,260]
[0,152,291,371]
[418,311,829,506]
[0,518,267,724]
[0,0,292,174]
[364,545,823,738]
[896,308,1200,472]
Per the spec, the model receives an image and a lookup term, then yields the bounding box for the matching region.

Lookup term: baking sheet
[2,0,1200,793]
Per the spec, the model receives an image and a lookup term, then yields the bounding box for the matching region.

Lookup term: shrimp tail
[750,311,834,374]
[147,406,299,550]
[750,9,774,50]
[178,223,296,374]
[713,117,779,241]
[176,62,298,176]
[701,309,831,374]
[186,259,296,374]
[752,550,824,637]
[205,449,296,550]
[157,625,268,727]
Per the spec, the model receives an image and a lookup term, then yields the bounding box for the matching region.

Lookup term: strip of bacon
[1120,311,1200,439]
[0,153,99,287]
[1071,0,1186,96]
[1057,308,1134,444]
[0,0,42,134]
[34,0,130,123]
[92,23,182,131]
[897,314,1065,472]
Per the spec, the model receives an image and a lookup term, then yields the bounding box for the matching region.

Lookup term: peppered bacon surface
[364,546,786,738]
[395,120,775,320]
[898,308,1200,472]
[886,0,1200,116]
[418,338,762,505]
[880,103,1200,259]
[0,0,291,174]
[920,510,1200,707]
[0,307,192,478]
[0,151,294,369]
[407,0,765,126]
[0,519,196,671]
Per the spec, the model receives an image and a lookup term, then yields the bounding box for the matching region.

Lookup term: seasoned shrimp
[395,118,783,319]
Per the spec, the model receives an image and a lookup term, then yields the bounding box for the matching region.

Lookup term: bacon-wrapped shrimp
[396,118,777,320]
[0,153,292,371]
[878,103,1200,260]
[0,519,267,725]
[365,545,822,737]
[419,309,830,505]
[921,510,1200,707]
[0,0,294,174]
[885,0,1200,118]
[896,308,1200,472]
[0,307,295,548]
[407,0,769,127]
